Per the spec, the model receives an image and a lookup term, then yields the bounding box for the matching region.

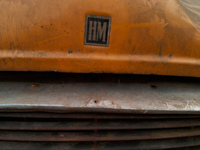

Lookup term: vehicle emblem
[85,15,111,46]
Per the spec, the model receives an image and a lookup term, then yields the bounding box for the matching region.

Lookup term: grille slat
[0,138,200,150]
[0,113,200,149]
[1,128,200,142]
[0,119,200,131]
[1,112,200,119]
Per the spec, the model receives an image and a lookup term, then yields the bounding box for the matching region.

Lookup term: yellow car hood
[0,0,200,77]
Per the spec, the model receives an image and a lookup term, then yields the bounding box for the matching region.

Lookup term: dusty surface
[0,75,199,114]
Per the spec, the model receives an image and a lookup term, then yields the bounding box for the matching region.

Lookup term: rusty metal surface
[1,139,200,150]
[1,128,200,142]
[1,108,200,149]
[0,0,200,77]
[1,119,200,131]
[1,112,200,119]
[0,80,200,114]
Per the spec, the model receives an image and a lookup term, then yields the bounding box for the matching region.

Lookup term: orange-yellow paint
[0,0,200,77]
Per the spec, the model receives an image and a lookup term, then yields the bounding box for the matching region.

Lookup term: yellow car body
[0,0,200,77]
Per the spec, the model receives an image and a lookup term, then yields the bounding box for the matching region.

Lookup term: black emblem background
[85,15,111,46]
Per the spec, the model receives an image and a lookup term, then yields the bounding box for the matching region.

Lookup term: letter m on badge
[85,15,111,46]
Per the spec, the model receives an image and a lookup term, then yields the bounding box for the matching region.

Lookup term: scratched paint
[0,0,200,77]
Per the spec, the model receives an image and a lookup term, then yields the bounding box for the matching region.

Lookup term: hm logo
[85,15,111,46]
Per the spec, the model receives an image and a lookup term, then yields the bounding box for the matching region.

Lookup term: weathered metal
[1,128,200,142]
[0,81,200,114]
[0,0,200,148]
[1,102,200,149]
[1,112,200,149]
[1,119,200,131]
[0,0,200,77]
[1,138,200,150]
[1,112,200,119]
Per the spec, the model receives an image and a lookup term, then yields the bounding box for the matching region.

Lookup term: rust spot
[85,98,92,106]
[9,42,15,49]
[93,130,98,136]
[94,100,99,104]
[92,141,99,149]
[151,84,157,89]
[159,46,162,57]
[68,50,73,54]
[187,137,194,141]
[174,104,183,109]
[93,119,98,125]
[2,59,7,65]
[31,83,40,88]
[136,107,142,110]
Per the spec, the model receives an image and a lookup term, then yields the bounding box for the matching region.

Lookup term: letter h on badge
[85,15,111,46]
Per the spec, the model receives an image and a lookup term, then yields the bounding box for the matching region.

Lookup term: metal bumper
[0,76,200,114]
